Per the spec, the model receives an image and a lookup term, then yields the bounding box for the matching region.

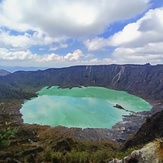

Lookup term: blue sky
[0,0,163,69]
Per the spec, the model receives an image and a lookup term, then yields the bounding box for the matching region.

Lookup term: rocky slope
[124,109,163,149]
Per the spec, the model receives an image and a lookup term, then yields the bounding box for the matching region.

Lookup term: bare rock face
[109,139,163,163]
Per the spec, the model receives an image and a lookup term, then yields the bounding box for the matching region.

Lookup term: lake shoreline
[17,100,163,144]
[56,99,163,143]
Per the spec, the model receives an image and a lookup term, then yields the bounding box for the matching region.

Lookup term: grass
[32,140,143,163]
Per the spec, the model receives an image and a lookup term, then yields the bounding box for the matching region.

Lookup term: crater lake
[20,86,152,128]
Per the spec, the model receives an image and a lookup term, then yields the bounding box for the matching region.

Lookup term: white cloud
[110,8,163,47]
[85,8,163,49]
[0,48,35,60]
[1,0,162,67]
[84,38,110,51]
[111,8,163,64]
[49,43,68,51]
[84,22,142,51]
[0,48,84,64]
[0,29,64,50]
[84,8,163,64]
[64,49,84,61]
[0,48,113,67]
[112,43,163,64]
[0,0,149,37]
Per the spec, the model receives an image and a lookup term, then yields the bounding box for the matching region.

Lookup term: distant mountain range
[0,69,11,76]
[0,64,163,100]
[0,66,47,72]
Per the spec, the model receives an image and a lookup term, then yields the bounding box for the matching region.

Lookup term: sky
[0,0,163,69]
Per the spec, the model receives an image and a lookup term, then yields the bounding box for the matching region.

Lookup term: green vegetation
[0,128,15,147]
[0,124,142,163]
[33,142,142,163]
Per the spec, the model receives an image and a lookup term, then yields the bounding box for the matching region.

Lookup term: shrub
[0,128,16,147]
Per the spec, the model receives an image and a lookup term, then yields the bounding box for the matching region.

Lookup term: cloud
[64,49,84,61]
[85,8,163,49]
[84,38,110,51]
[0,29,64,50]
[84,21,142,51]
[110,8,163,47]
[112,45,163,64]
[0,48,113,67]
[112,42,163,64]
[0,48,87,65]
[84,8,163,64]
[0,30,31,49]
[49,43,68,51]
[0,0,149,37]
[1,0,162,67]
[0,48,35,61]
[111,8,163,64]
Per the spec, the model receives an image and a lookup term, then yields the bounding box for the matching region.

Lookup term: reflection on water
[20,86,152,128]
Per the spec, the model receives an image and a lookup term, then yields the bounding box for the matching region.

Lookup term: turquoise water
[20,86,152,128]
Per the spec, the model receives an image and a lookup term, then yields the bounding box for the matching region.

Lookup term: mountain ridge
[0,64,162,101]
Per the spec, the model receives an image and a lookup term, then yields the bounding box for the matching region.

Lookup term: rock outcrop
[109,139,163,163]
[114,104,124,109]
